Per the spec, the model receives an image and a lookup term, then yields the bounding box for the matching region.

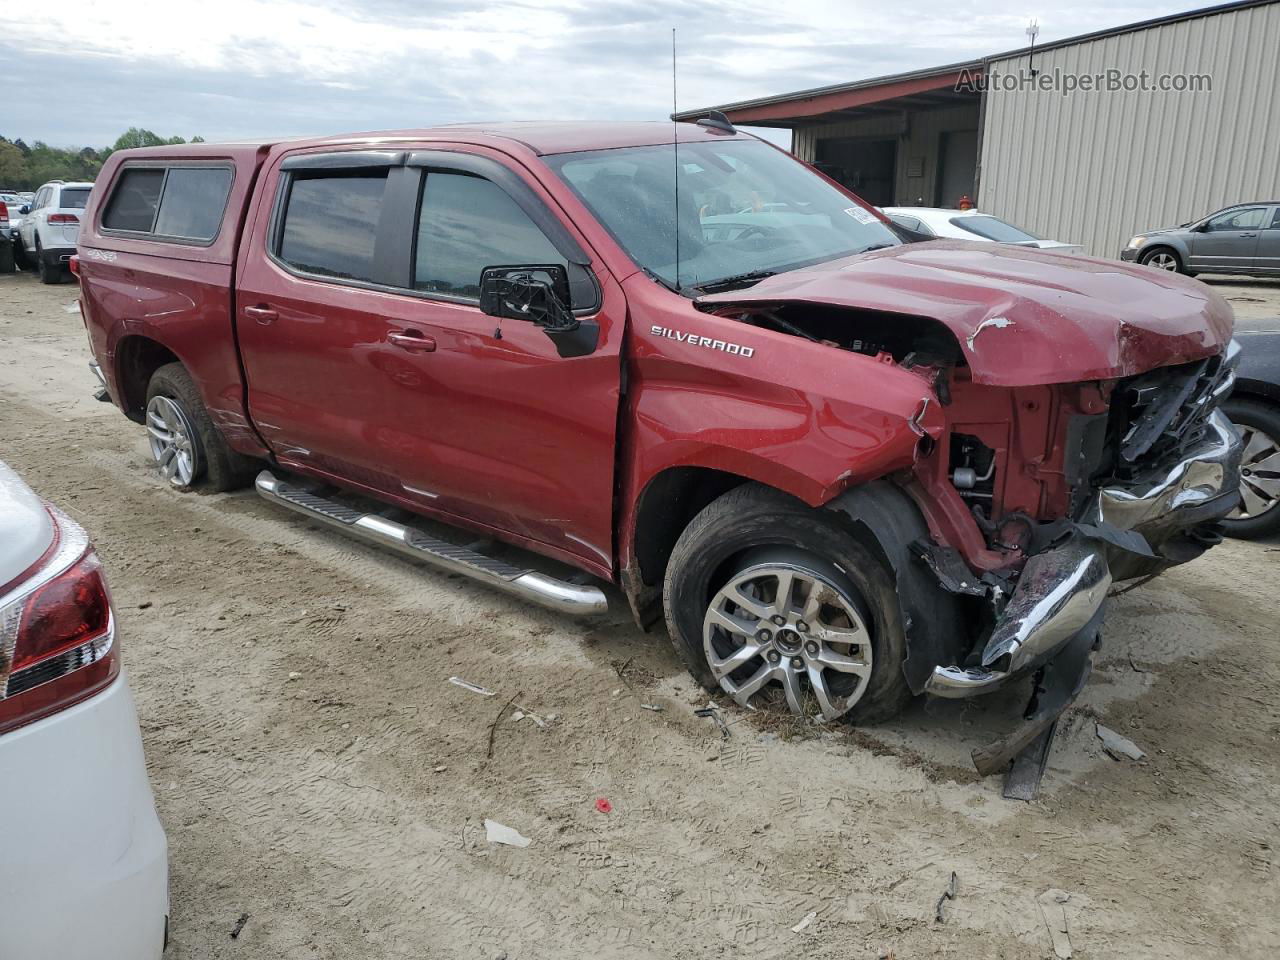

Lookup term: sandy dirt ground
[2,268,1278,960]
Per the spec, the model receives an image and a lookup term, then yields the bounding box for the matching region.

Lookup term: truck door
[235,147,624,574]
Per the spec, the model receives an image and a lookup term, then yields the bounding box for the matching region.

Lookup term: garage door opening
[814,137,898,206]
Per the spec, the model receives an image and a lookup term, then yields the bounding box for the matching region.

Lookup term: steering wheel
[734,224,777,241]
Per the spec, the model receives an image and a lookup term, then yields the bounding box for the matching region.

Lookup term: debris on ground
[449,676,496,696]
[694,704,731,740]
[640,703,663,712]
[486,691,522,759]
[484,819,532,848]
[1096,723,1146,761]
[1037,889,1073,958]
[1003,723,1056,801]
[230,912,250,939]
[595,797,612,814]
[934,871,959,922]
[790,910,816,933]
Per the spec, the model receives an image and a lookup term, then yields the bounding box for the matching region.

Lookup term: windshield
[546,139,900,292]
[950,215,1039,243]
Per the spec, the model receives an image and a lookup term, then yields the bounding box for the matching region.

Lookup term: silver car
[1122,202,1280,276]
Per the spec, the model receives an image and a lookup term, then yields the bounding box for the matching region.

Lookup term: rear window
[950,215,1039,243]
[103,169,164,232]
[153,168,233,240]
[59,187,90,210]
[101,165,233,241]
[277,171,389,282]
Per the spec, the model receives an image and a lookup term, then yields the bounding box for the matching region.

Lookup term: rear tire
[35,239,62,284]
[663,484,912,724]
[1222,397,1280,539]
[145,363,258,493]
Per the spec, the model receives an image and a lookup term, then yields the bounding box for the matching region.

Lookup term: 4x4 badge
[651,325,755,358]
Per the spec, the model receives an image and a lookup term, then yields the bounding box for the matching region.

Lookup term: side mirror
[478,264,599,359]
[18,205,29,215]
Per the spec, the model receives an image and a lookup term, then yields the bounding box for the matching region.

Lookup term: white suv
[16,180,93,284]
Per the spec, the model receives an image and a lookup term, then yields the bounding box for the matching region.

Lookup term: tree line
[0,128,205,190]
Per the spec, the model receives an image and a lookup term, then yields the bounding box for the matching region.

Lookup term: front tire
[1222,397,1280,539]
[1139,246,1184,273]
[663,484,911,724]
[145,363,257,492]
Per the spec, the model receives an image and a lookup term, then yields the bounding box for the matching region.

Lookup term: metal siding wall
[792,102,980,203]
[980,2,1280,257]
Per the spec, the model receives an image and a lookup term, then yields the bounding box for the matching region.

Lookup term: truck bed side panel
[77,146,271,457]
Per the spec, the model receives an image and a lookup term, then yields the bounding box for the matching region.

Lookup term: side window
[278,170,389,282]
[153,168,233,240]
[102,166,233,240]
[889,214,922,232]
[414,172,565,299]
[1206,207,1266,231]
[1269,208,1280,229]
[103,169,165,232]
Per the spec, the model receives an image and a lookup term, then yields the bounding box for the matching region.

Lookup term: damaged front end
[918,343,1242,772]
[696,243,1243,773]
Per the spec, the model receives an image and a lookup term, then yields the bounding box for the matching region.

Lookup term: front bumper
[926,409,1242,698]
[1120,246,1140,262]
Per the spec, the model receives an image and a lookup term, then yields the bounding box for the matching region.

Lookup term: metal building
[676,0,1280,258]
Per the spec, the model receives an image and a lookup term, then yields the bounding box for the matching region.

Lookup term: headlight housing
[1128,236,1146,248]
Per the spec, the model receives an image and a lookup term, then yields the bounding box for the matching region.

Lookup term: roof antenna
[672,26,681,293]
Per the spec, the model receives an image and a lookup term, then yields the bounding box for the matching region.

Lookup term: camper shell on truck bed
[73,123,1243,775]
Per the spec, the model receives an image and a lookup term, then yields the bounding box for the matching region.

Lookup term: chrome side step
[255,470,608,616]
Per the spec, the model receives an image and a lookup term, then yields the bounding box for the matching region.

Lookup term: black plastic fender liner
[825,481,972,695]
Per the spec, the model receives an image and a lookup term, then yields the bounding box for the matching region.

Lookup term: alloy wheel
[146,395,200,486]
[1231,423,1280,520]
[1146,251,1178,271]
[702,561,872,721]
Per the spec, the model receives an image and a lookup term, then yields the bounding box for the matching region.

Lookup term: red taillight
[0,201,8,219]
[11,553,111,672]
[68,255,80,277]
[49,213,79,224]
[0,512,118,736]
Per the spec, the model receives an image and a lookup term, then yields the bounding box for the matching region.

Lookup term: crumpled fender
[825,480,967,694]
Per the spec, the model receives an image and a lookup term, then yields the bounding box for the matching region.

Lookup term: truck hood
[0,460,54,592]
[698,240,1233,386]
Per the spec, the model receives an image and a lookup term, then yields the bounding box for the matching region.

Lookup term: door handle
[244,305,278,324]
[388,330,437,352]
[1240,232,1258,238]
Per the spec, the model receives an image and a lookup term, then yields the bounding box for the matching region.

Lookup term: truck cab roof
[106,121,755,164]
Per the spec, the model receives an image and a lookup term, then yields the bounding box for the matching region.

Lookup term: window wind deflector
[281,151,406,171]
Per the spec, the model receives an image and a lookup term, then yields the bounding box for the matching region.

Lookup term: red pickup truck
[74,121,1242,771]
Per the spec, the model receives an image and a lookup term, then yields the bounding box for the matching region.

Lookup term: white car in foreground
[883,206,1084,254]
[0,460,168,959]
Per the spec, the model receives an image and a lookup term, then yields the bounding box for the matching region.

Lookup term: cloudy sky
[4,0,1191,149]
